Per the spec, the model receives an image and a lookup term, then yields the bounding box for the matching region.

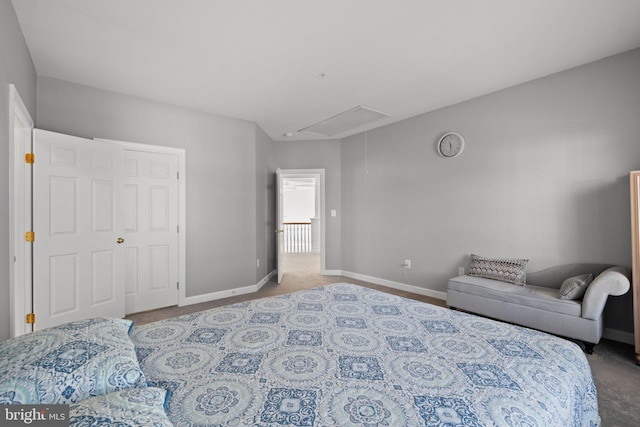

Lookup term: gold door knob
[117,237,125,244]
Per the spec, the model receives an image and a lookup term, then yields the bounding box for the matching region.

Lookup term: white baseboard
[322,269,343,276]
[603,327,634,345]
[181,270,276,306]
[256,270,277,288]
[337,270,447,301]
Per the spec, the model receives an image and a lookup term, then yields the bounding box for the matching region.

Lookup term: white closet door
[33,129,124,329]
[123,150,179,313]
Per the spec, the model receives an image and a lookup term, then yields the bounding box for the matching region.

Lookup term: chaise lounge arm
[582,266,631,320]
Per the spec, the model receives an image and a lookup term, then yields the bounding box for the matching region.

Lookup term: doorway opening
[282,175,320,275]
[276,169,325,283]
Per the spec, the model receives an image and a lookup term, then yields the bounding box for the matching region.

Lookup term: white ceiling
[12,0,640,141]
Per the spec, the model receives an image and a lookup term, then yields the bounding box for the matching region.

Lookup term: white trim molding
[334,270,447,301]
[182,270,276,306]
[603,328,634,345]
[9,84,34,338]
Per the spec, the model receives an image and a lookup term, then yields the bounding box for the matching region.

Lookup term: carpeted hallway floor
[127,253,640,426]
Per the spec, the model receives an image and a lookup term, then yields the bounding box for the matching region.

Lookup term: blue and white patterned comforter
[131,283,599,426]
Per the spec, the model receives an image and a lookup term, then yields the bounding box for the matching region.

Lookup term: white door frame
[277,168,326,275]
[276,169,284,283]
[96,138,187,308]
[9,85,34,337]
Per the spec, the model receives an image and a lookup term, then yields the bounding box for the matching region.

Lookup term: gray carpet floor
[586,338,640,426]
[127,253,640,426]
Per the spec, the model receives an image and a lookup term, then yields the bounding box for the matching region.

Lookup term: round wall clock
[437,132,465,158]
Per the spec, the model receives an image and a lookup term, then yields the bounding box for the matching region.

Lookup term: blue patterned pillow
[0,318,146,404]
[69,387,172,427]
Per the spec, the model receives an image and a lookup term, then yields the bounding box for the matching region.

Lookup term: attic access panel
[299,105,390,137]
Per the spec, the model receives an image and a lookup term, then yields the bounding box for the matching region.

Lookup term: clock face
[438,132,465,158]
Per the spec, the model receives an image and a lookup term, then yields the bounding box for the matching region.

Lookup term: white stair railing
[283,222,312,253]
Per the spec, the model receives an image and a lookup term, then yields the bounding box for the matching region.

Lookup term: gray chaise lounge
[447,263,631,353]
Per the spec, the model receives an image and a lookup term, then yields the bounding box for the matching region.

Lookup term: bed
[0,282,599,425]
[130,283,599,426]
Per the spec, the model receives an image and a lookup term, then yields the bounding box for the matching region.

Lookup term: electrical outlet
[458,267,465,275]
[404,259,411,269]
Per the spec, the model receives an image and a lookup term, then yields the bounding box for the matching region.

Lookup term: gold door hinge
[26,313,35,324]
[25,153,34,164]
[25,231,35,242]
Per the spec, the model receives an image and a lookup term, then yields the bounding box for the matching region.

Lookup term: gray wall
[341,48,640,333]
[273,139,342,270]
[36,77,261,298]
[0,0,37,342]
[255,124,276,281]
